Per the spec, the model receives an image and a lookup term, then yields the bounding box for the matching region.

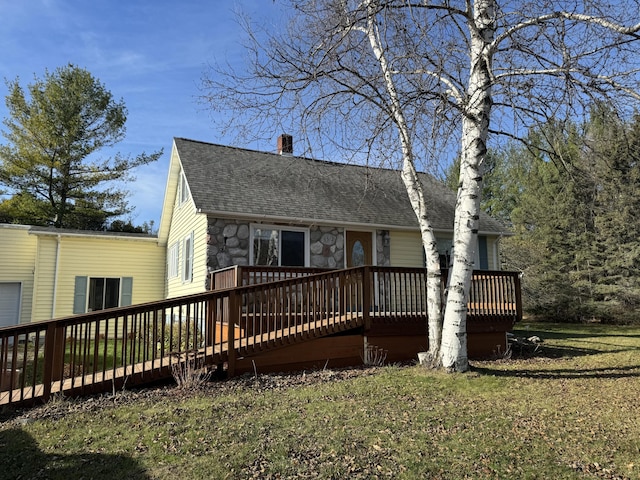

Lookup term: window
[251,225,307,266]
[430,238,452,269]
[182,232,194,282]
[73,276,133,314]
[179,171,190,205]
[88,278,120,311]
[424,237,489,269]
[168,242,179,278]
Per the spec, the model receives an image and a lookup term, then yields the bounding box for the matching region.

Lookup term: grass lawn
[1,322,639,479]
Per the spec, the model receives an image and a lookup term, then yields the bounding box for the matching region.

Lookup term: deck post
[363,266,371,332]
[42,321,65,400]
[227,290,238,377]
[514,273,523,322]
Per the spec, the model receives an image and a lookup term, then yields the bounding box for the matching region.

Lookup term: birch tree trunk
[401,159,443,361]
[363,0,444,361]
[439,0,495,371]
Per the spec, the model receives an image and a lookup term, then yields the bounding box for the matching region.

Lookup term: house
[158,135,509,299]
[0,224,164,328]
[1,135,508,329]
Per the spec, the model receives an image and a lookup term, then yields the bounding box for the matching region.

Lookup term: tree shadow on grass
[472,363,640,380]
[508,324,640,360]
[0,428,150,479]
[513,324,640,341]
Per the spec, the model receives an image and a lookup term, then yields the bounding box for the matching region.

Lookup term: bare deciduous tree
[202,0,640,371]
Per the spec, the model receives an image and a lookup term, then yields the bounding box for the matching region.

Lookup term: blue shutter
[478,236,489,270]
[73,276,88,314]
[120,277,133,307]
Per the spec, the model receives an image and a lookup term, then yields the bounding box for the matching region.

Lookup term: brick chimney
[277,134,293,155]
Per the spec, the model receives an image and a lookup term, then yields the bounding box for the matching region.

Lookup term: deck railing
[0,291,233,406]
[213,265,522,323]
[210,265,332,290]
[229,268,367,359]
[1,266,521,407]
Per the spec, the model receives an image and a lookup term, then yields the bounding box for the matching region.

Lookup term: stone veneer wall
[309,226,344,268]
[207,218,250,271]
[206,217,390,273]
[376,230,391,266]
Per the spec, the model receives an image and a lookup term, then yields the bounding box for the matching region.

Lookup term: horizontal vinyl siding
[52,236,165,319]
[390,230,501,271]
[32,236,58,322]
[166,188,208,298]
[0,226,37,324]
[389,231,423,268]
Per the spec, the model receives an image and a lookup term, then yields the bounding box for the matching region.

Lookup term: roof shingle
[174,138,507,233]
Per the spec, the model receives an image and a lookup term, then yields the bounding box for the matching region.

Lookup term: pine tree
[0,64,161,229]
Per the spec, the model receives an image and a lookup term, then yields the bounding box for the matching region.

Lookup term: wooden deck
[1,266,521,407]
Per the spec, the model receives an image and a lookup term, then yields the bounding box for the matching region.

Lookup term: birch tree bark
[440,0,495,370]
[360,0,443,361]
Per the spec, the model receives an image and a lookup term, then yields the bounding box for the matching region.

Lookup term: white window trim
[249,224,310,267]
[87,277,121,312]
[168,242,179,279]
[179,171,190,205]
[182,231,194,283]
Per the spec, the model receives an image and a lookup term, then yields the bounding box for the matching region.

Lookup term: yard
[1,322,639,479]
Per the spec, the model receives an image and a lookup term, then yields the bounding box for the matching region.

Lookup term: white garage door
[0,283,21,328]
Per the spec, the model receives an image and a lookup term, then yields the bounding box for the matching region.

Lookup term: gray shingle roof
[174,138,507,234]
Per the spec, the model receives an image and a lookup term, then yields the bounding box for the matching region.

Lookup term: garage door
[0,283,21,328]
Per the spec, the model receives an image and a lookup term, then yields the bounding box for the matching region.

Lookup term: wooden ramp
[1,310,364,406]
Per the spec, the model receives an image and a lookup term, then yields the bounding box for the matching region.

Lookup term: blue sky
[0,0,286,228]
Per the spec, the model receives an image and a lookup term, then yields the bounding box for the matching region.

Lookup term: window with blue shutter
[73,276,133,313]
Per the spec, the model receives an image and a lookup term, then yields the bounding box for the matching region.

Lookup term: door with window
[346,231,373,267]
[345,231,373,312]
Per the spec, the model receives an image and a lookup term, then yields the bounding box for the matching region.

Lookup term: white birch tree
[202,0,640,371]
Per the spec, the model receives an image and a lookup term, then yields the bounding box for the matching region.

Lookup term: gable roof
[170,137,507,234]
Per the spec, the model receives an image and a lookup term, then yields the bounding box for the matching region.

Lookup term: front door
[346,231,373,267]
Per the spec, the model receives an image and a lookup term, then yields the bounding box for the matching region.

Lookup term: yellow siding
[0,226,37,324]
[390,230,501,270]
[32,236,58,322]
[389,230,423,267]
[165,168,209,298]
[48,236,165,320]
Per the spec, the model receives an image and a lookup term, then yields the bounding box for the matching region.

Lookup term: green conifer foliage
[0,64,161,229]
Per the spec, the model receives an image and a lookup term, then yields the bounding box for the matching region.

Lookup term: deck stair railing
[1,266,521,407]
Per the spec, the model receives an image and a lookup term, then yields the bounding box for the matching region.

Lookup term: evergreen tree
[510,125,596,320]
[584,106,640,321]
[501,109,640,323]
[0,64,161,229]
[443,148,524,226]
